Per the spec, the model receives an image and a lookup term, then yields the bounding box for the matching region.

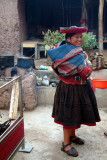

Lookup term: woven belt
[58,75,86,85]
[74,75,86,85]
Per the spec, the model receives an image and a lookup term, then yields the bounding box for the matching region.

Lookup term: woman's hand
[85,60,93,67]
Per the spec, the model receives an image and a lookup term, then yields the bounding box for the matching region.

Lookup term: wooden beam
[98,0,104,52]
[9,78,20,120]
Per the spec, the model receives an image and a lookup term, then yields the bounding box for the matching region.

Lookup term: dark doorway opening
[23,48,35,57]
[25,0,82,40]
[22,0,82,58]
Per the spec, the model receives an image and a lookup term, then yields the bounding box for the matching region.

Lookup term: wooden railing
[0,76,25,160]
[0,76,23,119]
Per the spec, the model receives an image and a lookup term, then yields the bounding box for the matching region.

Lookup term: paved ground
[6,105,106,160]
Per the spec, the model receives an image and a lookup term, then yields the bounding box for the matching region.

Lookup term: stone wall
[0,82,12,109]
[0,0,27,56]
[22,72,37,110]
[0,72,37,110]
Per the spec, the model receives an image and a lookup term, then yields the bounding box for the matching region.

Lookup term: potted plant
[42,29,65,48]
[82,32,98,52]
[42,29,65,65]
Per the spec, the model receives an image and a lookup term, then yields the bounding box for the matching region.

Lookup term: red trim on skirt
[52,115,101,129]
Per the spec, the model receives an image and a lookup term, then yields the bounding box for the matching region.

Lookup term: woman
[46,26,101,157]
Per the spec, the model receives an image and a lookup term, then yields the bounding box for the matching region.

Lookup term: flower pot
[83,46,93,57]
[84,46,93,52]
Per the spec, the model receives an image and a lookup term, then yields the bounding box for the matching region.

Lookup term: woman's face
[67,33,83,47]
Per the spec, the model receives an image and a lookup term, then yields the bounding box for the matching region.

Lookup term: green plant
[42,29,65,48]
[82,32,98,49]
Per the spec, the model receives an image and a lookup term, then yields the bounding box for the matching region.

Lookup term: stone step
[35,69,107,107]
[95,88,107,108]
[36,86,56,106]
[91,69,107,79]
[36,85,107,108]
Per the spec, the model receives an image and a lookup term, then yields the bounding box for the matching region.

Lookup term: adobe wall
[18,0,27,44]
[0,72,37,110]
[0,0,27,56]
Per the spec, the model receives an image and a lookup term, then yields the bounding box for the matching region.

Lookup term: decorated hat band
[60,26,88,34]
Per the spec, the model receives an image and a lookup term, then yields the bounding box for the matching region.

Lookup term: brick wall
[0,0,27,56]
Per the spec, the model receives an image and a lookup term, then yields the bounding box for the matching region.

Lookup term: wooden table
[21,40,44,59]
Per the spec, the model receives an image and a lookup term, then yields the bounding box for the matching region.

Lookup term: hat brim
[60,27,88,33]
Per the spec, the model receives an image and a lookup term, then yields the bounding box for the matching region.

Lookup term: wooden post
[9,78,20,119]
[21,43,23,57]
[98,0,104,52]
[35,43,38,59]
[18,77,23,117]
[81,0,87,27]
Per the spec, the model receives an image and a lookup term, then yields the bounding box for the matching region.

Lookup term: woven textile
[47,41,85,77]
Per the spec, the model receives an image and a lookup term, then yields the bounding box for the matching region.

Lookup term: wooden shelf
[22,40,43,48]
[21,40,44,59]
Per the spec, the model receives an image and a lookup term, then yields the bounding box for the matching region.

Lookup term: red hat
[60,26,88,34]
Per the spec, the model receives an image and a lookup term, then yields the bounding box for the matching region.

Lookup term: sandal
[70,136,84,145]
[61,142,78,157]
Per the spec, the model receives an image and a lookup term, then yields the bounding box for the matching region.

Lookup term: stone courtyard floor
[9,105,107,160]
[0,49,107,160]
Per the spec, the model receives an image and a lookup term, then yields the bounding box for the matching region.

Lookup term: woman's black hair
[65,33,76,40]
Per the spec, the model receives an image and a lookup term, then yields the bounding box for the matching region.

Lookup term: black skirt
[52,80,101,129]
